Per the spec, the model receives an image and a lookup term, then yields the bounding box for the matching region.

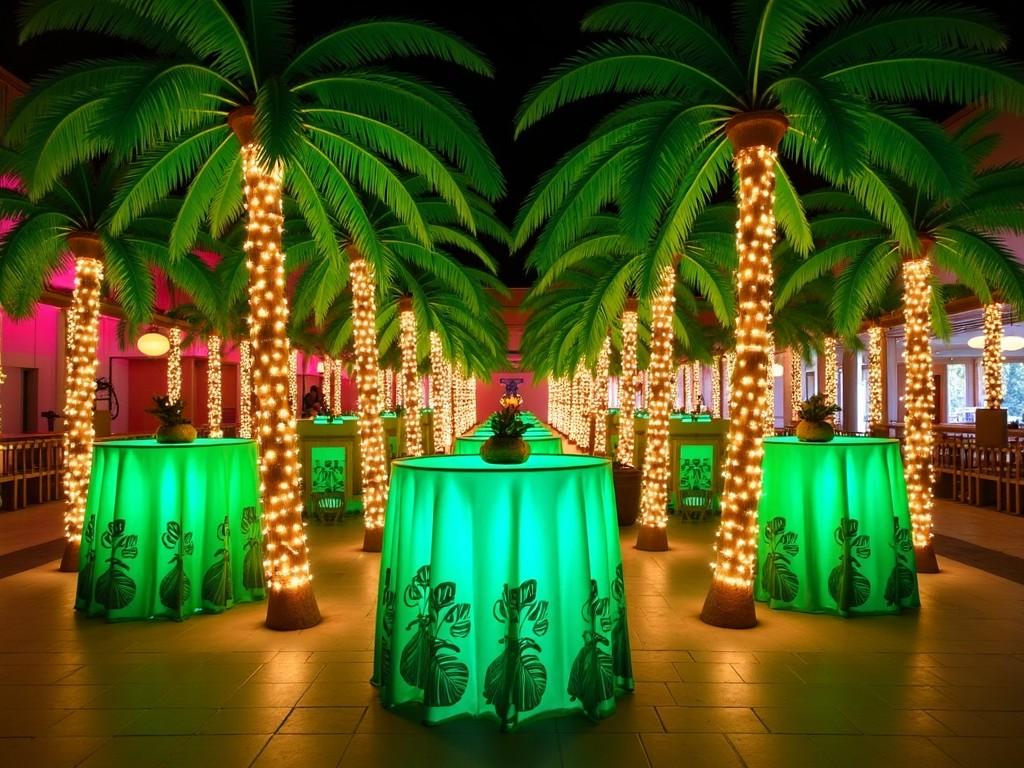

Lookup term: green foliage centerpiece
[480,406,531,464]
[795,394,841,443]
[148,396,197,444]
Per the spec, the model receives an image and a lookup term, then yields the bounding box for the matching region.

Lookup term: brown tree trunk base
[635,525,668,551]
[362,526,383,553]
[915,542,940,573]
[59,539,79,573]
[265,581,322,631]
[700,580,757,629]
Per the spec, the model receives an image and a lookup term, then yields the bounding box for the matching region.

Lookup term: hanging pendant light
[137,327,170,357]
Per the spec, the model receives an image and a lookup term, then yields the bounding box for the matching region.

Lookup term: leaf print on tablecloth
[76,517,96,604]
[397,565,471,707]
[885,517,917,606]
[202,517,233,607]
[828,519,872,609]
[484,579,550,722]
[568,580,615,713]
[159,520,194,611]
[610,564,632,680]
[761,517,800,602]
[379,567,397,676]
[240,507,265,590]
[94,521,138,610]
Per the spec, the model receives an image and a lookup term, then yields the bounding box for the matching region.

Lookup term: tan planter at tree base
[636,525,668,551]
[480,437,531,464]
[916,541,939,574]
[363,526,384,553]
[155,424,198,444]
[265,581,321,631]
[700,580,757,629]
[613,464,642,526]
[795,420,834,442]
[58,539,80,573]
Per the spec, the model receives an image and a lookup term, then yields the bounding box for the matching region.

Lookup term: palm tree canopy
[0,149,225,331]
[11,0,505,269]
[514,0,1024,274]
[775,111,1024,340]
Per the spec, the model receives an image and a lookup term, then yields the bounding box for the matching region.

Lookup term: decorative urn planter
[480,436,530,464]
[613,463,642,526]
[795,420,834,443]
[155,423,198,444]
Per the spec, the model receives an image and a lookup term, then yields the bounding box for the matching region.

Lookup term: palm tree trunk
[701,111,788,629]
[231,110,320,629]
[206,334,222,438]
[593,336,611,455]
[789,349,803,424]
[902,247,939,573]
[399,298,423,457]
[867,327,884,433]
[429,331,451,453]
[636,264,676,551]
[59,236,104,572]
[238,340,252,438]
[616,299,639,466]
[349,252,390,552]
[167,328,182,404]
[712,355,722,417]
[982,303,1005,409]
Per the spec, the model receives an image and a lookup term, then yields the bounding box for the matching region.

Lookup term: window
[947,363,967,423]
[1003,363,1024,420]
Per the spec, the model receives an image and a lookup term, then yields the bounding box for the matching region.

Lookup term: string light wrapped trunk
[692,360,702,410]
[322,356,332,414]
[789,350,802,424]
[207,335,223,438]
[902,247,939,573]
[239,340,252,438]
[701,111,787,629]
[712,355,722,417]
[683,363,692,411]
[581,366,594,452]
[167,327,182,404]
[824,337,839,423]
[59,235,104,572]
[288,349,298,418]
[983,303,1005,408]
[332,358,342,414]
[867,328,884,432]
[429,332,452,453]
[347,251,390,552]
[593,336,611,455]
[637,264,676,551]
[230,107,320,629]
[399,298,423,457]
[616,300,639,466]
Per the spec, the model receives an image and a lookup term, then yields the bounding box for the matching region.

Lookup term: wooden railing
[933,434,1024,514]
[0,434,64,510]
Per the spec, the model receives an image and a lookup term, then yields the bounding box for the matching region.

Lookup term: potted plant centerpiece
[480,406,531,464]
[148,395,197,444]
[795,394,841,443]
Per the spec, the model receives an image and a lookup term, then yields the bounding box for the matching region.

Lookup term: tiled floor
[1,498,1023,767]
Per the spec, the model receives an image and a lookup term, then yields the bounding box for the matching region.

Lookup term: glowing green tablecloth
[372,454,633,730]
[453,434,563,455]
[76,439,266,621]
[754,437,920,616]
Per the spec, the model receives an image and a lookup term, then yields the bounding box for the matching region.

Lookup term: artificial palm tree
[0,153,222,572]
[777,113,1024,572]
[13,1,503,627]
[516,0,1024,628]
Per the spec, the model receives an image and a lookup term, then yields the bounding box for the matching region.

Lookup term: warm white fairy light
[322,356,333,414]
[637,265,676,549]
[762,333,775,436]
[429,332,452,453]
[593,336,611,455]
[348,254,389,550]
[580,366,594,452]
[642,369,650,409]
[238,140,315,604]
[332,358,342,413]
[616,306,639,465]
[288,348,298,418]
[61,248,103,567]
[683,363,692,411]
[712,355,722,417]
[902,253,938,570]
[707,142,779,600]
[207,334,223,438]
[867,328,884,430]
[239,340,252,438]
[399,301,423,457]
[385,368,395,411]
[983,303,1005,408]
[692,360,702,410]
[167,327,182,404]
[824,337,838,422]
[789,349,802,422]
